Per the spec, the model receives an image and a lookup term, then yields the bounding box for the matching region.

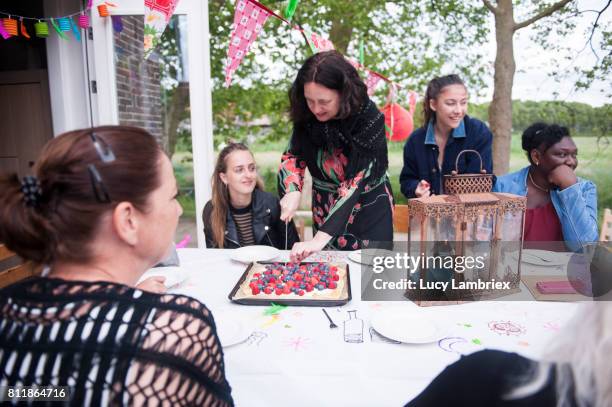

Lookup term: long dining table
[152,248,580,407]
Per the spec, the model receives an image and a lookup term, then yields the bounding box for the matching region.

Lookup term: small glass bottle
[343,310,363,343]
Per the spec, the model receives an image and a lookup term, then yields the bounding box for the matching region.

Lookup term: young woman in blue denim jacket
[493,123,598,252]
[399,74,493,198]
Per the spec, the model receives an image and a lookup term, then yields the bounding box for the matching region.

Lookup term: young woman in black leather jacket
[203,143,299,249]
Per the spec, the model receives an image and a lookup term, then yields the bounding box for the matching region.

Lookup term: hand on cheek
[547,165,577,190]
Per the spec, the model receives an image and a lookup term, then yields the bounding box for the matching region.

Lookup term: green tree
[483,0,611,174]
[207,0,490,146]
[206,0,610,164]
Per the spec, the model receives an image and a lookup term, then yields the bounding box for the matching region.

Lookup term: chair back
[393,204,409,233]
[601,208,612,242]
[0,244,38,289]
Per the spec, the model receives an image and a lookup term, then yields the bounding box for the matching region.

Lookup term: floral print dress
[278,143,394,250]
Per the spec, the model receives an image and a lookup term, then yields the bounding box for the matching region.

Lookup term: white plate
[519,250,568,266]
[138,267,188,288]
[371,309,444,344]
[348,249,394,266]
[230,245,280,263]
[347,250,363,264]
[214,312,251,348]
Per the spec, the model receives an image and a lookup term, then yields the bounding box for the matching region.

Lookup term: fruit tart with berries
[230,262,350,305]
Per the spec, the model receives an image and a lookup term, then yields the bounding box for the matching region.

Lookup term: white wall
[44,0,92,135]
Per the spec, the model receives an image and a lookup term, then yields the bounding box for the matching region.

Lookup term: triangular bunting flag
[144,0,181,59]
[224,0,272,87]
[364,71,382,96]
[302,29,334,53]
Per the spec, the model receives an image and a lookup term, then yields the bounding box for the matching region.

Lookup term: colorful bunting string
[0,4,93,23]
[222,0,420,141]
[0,1,98,42]
[224,0,406,93]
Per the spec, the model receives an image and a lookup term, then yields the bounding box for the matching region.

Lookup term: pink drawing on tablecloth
[488,321,526,336]
[293,311,304,318]
[285,336,311,352]
[369,303,383,310]
[543,321,561,332]
[518,341,530,347]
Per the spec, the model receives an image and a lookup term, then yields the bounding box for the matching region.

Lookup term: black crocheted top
[0,278,233,406]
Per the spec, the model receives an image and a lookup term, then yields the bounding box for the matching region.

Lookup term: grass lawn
[173,135,611,226]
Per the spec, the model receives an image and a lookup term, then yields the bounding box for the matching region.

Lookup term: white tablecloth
[159,249,579,407]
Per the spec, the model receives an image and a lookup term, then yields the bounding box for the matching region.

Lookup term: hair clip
[87,164,111,203]
[20,176,42,207]
[90,132,116,163]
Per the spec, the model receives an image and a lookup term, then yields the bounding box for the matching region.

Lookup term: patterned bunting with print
[144,0,181,59]
[303,28,334,53]
[364,71,382,96]
[224,0,272,87]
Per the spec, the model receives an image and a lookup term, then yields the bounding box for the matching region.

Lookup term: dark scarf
[292,98,388,181]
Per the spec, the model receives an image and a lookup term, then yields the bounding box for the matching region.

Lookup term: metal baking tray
[228,261,352,307]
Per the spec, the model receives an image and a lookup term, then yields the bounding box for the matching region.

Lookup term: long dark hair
[422,74,466,125]
[289,50,367,124]
[209,143,263,248]
[0,126,163,264]
[521,122,570,164]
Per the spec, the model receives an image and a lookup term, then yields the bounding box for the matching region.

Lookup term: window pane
[114,15,196,247]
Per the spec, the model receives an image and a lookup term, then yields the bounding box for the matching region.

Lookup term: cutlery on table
[322,309,338,329]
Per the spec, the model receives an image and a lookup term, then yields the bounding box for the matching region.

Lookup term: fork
[322,309,338,329]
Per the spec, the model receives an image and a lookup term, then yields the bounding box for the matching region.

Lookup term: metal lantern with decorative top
[405,150,526,305]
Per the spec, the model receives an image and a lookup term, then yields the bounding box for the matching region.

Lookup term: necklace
[528,171,549,193]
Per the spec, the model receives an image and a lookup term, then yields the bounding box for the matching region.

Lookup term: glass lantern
[406,192,526,305]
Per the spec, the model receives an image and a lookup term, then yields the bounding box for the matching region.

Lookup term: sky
[478,0,610,107]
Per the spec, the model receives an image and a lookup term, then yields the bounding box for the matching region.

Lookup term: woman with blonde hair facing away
[0,126,233,406]
[203,142,299,249]
[407,302,612,406]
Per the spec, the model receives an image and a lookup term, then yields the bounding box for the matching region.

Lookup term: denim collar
[424,118,466,145]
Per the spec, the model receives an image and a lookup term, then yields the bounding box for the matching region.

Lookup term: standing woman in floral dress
[278,50,394,261]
